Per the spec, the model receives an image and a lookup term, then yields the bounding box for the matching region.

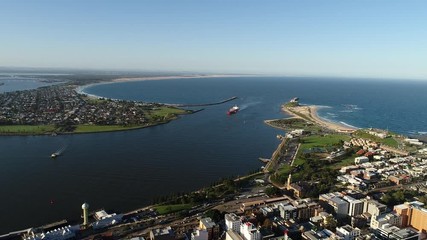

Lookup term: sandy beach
[111,74,249,83]
[76,74,251,98]
[283,105,357,133]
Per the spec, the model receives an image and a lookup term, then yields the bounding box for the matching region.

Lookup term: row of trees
[380,189,427,208]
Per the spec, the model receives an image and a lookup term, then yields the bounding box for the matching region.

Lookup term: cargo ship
[227,105,239,115]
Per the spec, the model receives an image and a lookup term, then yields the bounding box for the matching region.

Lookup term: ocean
[1,76,426,233]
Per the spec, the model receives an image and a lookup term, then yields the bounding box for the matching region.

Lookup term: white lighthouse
[82,202,89,226]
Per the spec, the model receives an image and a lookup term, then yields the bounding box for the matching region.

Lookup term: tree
[204,209,223,223]
[262,218,273,230]
[323,215,337,231]
[265,186,281,197]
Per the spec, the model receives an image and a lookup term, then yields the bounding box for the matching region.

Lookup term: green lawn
[353,130,398,148]
[273,134,350,177]
[154,204,193,215]
[74,125,144,133]
[266,118,321,132]
[147,107,188,121]
[331,153,358,169]
[300,134,351,150]
[295,134,350,164]
[0,125,57,134]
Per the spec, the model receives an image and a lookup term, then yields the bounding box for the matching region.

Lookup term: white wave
[54,145,68,155]
[342,104,362,111]
[339,121,360,129]
[313,105,332,109]
[418,131,427,135]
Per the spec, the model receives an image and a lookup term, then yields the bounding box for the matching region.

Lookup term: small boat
[227,105,239,115]
[51,153,58,158]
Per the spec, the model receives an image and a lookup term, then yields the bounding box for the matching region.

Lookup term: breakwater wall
[165,96,237,107]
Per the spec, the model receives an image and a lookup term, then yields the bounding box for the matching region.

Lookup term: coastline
[283,104,358,133]
[76,74,252,98]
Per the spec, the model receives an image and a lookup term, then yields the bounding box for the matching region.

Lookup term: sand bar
[283,105,357,133]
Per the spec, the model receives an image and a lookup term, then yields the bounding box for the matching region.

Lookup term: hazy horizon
[1,0,427,80]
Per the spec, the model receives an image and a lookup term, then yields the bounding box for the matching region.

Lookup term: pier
[165,96,237,107]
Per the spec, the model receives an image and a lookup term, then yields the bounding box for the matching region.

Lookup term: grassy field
[274,134,351,180]
[147,107,187,120]
[266,118,321,132]
[331,153,358,169]
[154,204,193,215]
[0,106,187,135]
[353,130,398,148]
[0,125,57,134]
[74,125,145,133]
[300,134,351,151]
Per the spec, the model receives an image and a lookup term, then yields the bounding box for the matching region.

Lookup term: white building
[240,222,261,240]
[92,213,123,229]
[370,213,402,230]
[363,199,387,217]
[225,213,241,233]
[191,229,209,240]
[355,156,369,165]
[23,225,80,240]
[335,225,361,240]
[343,196,364,217]
[278,203,297,220]
[320,193,349,218]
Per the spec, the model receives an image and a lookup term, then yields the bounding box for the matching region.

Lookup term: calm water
[0,76,58,93]
[1,77,427,233]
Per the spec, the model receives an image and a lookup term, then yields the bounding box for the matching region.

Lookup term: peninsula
[281,103,357,133]
[0,84,189,135]
[0,74,243,135]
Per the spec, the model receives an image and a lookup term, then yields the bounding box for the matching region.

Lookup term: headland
[282,103,357,133]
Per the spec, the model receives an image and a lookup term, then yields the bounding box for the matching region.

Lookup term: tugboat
[227,105,239,115]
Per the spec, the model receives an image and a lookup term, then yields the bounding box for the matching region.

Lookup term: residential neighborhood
[0,85,175,130]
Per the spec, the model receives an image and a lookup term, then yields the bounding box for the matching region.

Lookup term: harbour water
[1,76,427,233]
[0,76,60,93]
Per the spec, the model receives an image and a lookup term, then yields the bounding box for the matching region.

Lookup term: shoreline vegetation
[0,106,188,136]
[0,74,244,136]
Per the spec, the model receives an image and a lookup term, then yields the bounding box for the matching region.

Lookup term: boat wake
[239,101,262,111]
[52,144,68,158]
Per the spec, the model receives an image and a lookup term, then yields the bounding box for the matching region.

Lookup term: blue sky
[1,0,426,79]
